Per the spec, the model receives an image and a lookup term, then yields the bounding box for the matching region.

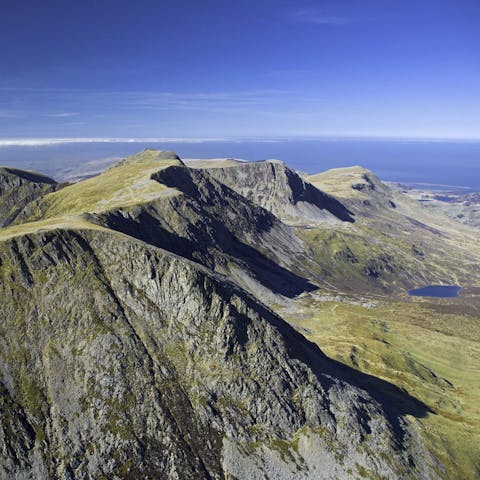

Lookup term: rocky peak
[0,167,56,189]
[192,160,354,225]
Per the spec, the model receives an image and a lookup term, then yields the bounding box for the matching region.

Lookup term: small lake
[408,285,461,298]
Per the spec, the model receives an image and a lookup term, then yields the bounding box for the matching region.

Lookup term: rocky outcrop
[193,160,354,225]
[90,164,317,299]
[0,228,441,479]
[0,167,58,227]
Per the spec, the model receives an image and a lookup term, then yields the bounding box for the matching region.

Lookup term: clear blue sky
[1,0,479,140]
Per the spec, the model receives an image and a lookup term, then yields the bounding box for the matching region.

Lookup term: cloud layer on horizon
[0,137,285,148]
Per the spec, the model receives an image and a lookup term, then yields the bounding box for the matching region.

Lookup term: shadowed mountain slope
[0,167,58,228]
[12,150,317,298]
[191,160,354,224]
[93,164,317,298]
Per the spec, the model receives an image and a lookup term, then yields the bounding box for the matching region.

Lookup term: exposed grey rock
[0,229,441,479]
[90,164,317,299]
[0,167,58,227]
[192,160,354,225]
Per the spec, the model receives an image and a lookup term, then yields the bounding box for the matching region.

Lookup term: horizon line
[1,135,480,148]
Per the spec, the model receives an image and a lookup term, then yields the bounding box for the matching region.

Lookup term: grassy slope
[293,167,480,478]
[306,166,479,249]
[295,220,479,295]
[0,216,113,241]
[301,166,480,291]
[0,150,181,241]
[277,294,480,479]
[27,149,181,218]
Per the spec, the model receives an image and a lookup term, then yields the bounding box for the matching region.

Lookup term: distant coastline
[1,137,479,190]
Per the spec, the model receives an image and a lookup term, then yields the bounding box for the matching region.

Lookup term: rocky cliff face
[193,160,354,225]
[0,167,58,227]
[0,228,440,479]
[89,164,316,300]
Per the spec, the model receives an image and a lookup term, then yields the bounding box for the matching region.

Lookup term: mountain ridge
[191,159,355,225]
[0,149,479,479]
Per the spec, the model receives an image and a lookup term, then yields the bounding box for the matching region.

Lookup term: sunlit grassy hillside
[21,149,182,221]
[277,293,480,479]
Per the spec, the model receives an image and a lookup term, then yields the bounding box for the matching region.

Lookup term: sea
[0,138,479,192]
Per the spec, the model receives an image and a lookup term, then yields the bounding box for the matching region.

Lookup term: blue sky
[1,0,479,141]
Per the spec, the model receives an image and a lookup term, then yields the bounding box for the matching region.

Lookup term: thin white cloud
[43,112,80,118]
[0,137,283,148]
[118,89,296,111]
[0,87,302,114]
[292,8,373,26]
[0,87,335,125]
